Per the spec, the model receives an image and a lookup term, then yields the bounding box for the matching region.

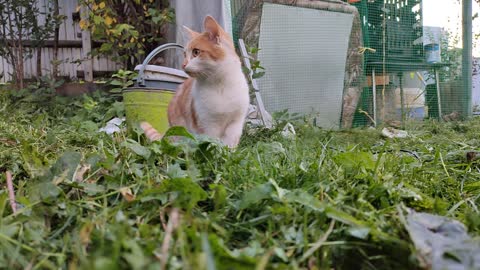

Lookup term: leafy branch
[78,0,174,69]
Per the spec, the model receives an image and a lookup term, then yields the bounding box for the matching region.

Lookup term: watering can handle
[137,43,185,86]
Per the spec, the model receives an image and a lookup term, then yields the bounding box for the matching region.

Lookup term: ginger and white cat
[142,16,250,148]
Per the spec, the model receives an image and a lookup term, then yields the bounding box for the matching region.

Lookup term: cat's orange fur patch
[187,35,226,61]
[167,78,203,133]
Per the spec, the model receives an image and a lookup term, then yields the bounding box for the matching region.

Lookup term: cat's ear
[204,15,222,44]
[182,26,199,41]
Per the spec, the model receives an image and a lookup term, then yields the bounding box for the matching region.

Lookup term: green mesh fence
[230,0,475,128]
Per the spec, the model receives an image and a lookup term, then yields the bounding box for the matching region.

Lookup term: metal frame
[238,39,273,128]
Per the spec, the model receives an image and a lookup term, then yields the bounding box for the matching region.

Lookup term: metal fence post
[462,0,473,118]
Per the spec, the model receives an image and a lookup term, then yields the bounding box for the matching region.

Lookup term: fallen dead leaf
[0,138,16,146]
[79,222,93,246]
[120,187,135,202]
[75,164,91,182]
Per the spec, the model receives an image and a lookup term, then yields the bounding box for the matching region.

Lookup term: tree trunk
[11,4,25,90]
[52,0,60,79]
[17,10,25,89]
[36,48,42,78]
[17,43,25,89]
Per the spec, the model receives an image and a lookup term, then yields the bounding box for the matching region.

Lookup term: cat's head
[182,16,238,78]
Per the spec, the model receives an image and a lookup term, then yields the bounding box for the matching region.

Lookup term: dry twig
[6,171,17,213]
[300,220,336,262]
[158,208,180,270]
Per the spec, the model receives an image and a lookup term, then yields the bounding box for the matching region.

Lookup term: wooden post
[435,69,443,119]
[80,6,93,82]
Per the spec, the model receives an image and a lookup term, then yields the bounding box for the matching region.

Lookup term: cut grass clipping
[0,89,479,270]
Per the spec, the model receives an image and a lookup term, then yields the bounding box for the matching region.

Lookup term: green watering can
[123,43,188,134]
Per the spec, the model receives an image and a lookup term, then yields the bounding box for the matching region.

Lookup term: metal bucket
[123,43,187,134]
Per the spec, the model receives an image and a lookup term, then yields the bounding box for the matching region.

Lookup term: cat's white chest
[193,74,249,123]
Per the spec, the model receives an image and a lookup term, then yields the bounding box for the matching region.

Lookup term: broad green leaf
[121,139,151,159]
[100,43,113,53]
[166,163,188,179]
[139,188,168,204]
[108,79,124,86]
[28,182,61,202]
[252,72,265,79]
[283,189,325,211]
[20,143,47,178]
[0,223,19,238]
[163,126,196,140]
[80,121,98,132]
[78,182,106,196]
[334,151,376,171]
[48,151,82,182]
[158,177,207,210]
[122,239,148,270]
[211,184,227,210]
[324,206,366,227]
[239,182,273,210]
[93,15,104,24]
[259,142,286,155]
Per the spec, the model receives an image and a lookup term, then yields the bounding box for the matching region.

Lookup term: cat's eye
[192,48,200,57]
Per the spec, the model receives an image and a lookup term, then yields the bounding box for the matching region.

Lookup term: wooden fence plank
[80,5,93,81]
[0,0,123,83]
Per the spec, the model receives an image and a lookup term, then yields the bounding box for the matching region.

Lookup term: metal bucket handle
[137,43,184,87]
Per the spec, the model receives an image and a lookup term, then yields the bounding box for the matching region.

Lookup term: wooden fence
[0,0,121,83]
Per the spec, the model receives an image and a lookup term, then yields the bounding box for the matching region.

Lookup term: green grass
[0,88,479,270]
